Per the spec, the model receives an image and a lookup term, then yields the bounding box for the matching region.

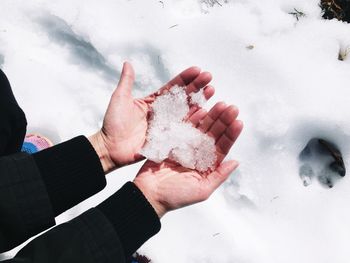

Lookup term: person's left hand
[134,103,243,218]
[89,62,215,173]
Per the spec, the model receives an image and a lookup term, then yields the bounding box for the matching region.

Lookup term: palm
[134,102,243,217]
[101,62,214,168]
[135,160,213,214]
[102,96,148,167]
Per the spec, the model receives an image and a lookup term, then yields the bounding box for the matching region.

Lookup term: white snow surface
[140,85,216,172]
[1,0,350,262]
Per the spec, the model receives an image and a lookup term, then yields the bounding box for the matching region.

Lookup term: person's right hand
[134,103,243,218]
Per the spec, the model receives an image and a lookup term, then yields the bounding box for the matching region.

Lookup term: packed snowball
[140,85,217,172]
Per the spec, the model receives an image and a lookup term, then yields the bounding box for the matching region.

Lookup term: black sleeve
[0,136,106,253]
[1,209,126,263]
[0,68,27,156]
[1,183,161,263]
[0,153,55,253]
[32,136,106,216]
[97,182,161,258]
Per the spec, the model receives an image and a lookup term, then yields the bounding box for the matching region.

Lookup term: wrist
[133,180,167,219]
[88,131,116,174]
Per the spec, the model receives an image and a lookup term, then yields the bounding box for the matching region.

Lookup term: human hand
[89,62,215,173]
[134,103,243,218]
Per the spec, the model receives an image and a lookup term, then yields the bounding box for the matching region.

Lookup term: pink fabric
[24,134,52,151]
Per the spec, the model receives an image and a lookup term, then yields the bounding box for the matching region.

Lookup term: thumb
[207,160,239,192]
[115,62,135,97]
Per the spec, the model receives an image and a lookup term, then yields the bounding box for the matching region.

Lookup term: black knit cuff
[70,208,126,262]
[33,136,106,216]
[97,182,161,257]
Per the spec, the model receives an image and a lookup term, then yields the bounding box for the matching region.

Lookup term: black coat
[0,69,160,262]
[0,145,160,263]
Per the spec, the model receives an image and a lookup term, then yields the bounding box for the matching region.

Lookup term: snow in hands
[140,85,217,172]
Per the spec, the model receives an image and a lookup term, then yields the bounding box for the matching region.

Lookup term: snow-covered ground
[1,0,350,262]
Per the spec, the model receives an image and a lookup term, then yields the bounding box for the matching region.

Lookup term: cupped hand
[134,103,243,218]
[89,62,215,173]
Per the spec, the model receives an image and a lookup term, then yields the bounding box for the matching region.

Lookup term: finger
[198,102,227,133]
[205,160,239,194]
[186,107,200,121]
[216,120,243,157]
[155,66,201,96]
[185,72,212,95]
[226,119,243,142]
[115,62,135,97]
[207,105,239,141]
[185,85,215,121]
[189,108,207,127]
[203,85,215,100]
